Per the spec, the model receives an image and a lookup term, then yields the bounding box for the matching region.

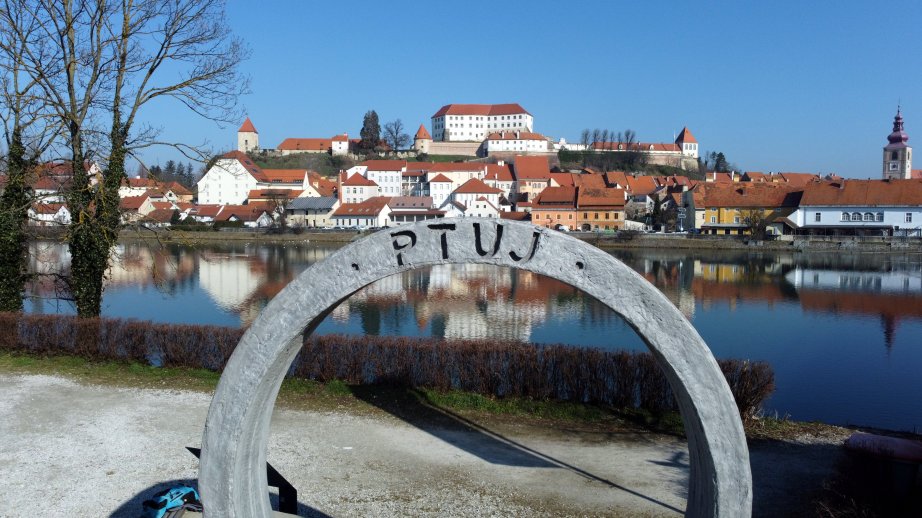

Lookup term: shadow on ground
[349,385,686,515]
[109,478,332,518]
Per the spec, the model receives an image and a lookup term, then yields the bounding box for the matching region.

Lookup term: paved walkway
[0,373,844,517]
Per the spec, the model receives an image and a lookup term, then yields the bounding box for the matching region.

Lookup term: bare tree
[590,128,601,150]
[0,2,57,311]
[580,128,590,149]
[6,0,249,316]
[382,118,409,153]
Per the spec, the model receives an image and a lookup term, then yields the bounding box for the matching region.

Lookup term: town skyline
[135,0,922,179]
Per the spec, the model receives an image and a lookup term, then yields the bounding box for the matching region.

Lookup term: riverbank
[27,225,922,252]
[0,357,856,517]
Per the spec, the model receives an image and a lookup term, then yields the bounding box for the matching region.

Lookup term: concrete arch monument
[200,218,752,517]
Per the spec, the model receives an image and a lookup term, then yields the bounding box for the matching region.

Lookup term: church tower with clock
[883,108,912,180]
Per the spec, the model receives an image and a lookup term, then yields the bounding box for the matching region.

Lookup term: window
[892,151,899,160]
[841,212,849,221]
[594,212,599,219]
[814,212,821,222]
[907,213,913,223]
[876,212,883,222]
[710,216,716,223]
[851,213,861,221]
[864,213,874,222]
[734,216,740,223]
[583,212,588,219]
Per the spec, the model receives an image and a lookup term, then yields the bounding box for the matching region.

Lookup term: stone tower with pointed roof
[237,117,259,153]
[675,127,699,159]
[883,108,911,180]
[413,124,432,154]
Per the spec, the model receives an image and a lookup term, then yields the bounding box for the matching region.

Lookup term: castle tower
[237,117,259,153]
[675,127,699,159]
[883,108,911,180]
[413,124,432,154]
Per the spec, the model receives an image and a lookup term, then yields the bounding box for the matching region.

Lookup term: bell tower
[883,108,911,180]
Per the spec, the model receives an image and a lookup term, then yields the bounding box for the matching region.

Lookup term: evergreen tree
[360,110,380,150]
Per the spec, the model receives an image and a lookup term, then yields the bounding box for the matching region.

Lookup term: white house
[27,203,71,226]
[431,103,533,142]
[346,160,406,196]
[484,131,550,154]
[427,174,454,209]
[340,173,379,204]
[197,151,309,205]
[447,178,502,217]
[789,179,922,235]
[483,162,516,201]
[331,196,392,228]
[286,196,340,228]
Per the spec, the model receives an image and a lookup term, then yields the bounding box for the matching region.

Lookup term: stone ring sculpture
[200,218,752,517]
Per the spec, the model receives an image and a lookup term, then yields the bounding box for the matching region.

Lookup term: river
[23,239,922,432]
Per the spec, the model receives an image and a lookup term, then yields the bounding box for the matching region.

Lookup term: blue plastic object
[142,485,201,518]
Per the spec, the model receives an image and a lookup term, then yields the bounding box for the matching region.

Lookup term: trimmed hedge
[0,313,774,419]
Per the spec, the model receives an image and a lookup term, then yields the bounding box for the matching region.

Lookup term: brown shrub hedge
[0,312,774,419]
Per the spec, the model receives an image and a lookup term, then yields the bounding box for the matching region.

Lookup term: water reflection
[22,240,922,429]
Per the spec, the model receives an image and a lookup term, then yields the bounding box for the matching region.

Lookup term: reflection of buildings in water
[198,253,265,315]
[788,267,922,348]
[785,268,922,295]
[345,264,563,342]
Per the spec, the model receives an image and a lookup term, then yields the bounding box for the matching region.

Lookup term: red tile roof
[777,172,821,187]
[675,127,696,144]
[577,188,626,208]
[499,211,531,221]
[238,117,257,133]
[572,172,608,190]
[549,172,575,187]
[604,171,630,187]
[453,178,502,195]
[119,195,148,210]
[699,182,803,208]
[513,156,551,180]
[415,124,431,140]
[534,186,577,207]
[332,197,392,217]
[31,203,66,215]
[331,134,349,142]
[192,204,223,218]
[429,174,452,183]
[800,179,922,206]
[217,204,268,222]
[486,131,546,141]
[262,169,307,183]
[277,138,330,152]
[625,175,660,196]
[485,164,514,182]
[220,150,267,182]
[163,182,192,195]
[144,208,176,223]
[342,173,378,187]
[432,103,531,118]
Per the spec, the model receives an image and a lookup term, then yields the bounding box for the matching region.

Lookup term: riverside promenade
[0,372,847,517]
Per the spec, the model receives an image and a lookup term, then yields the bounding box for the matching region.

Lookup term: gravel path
[0,373,845,517]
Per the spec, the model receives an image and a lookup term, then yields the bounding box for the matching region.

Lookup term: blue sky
[141,0,922,178]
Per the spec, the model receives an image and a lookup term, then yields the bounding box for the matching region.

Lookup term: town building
[591,127,699,171]
[286,196,340,228]
[788,179,922,236]
[197,151,314,205]
[484,131,551,155]
[430,103,533,142]
[238,118,259,153]
[331,197,392,228]
[684,182,803,235]
[882,108,920,180]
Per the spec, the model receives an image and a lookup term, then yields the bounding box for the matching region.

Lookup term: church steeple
[883,107,911,180]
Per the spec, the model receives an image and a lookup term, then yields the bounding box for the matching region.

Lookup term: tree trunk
[0,127,31,311]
